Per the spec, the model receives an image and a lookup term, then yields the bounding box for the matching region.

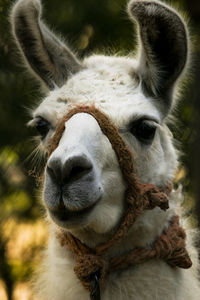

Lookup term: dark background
[0,0,200,299]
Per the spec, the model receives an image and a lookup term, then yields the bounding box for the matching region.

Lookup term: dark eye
[130,120,157,144]
[35,117,50,139]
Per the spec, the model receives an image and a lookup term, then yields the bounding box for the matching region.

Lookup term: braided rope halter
[48,105,192,300]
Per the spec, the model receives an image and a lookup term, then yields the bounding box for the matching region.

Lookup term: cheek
[133,134,177,185]
[119,132,162,184]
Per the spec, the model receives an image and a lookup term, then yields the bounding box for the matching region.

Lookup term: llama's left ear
[128,0,188,114]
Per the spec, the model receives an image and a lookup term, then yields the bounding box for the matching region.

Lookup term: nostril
[62,155,93,184]
[46,165,61,183]
[46,157,63,183]
[67,165,92,182]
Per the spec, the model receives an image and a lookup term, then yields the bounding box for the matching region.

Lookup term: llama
[11,0,200,299]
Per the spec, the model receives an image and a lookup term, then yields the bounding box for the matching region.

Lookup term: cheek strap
[48,105,192,298]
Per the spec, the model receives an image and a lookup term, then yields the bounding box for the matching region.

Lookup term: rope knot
[153,216,192,269]
[74,254,109,291]
[142,184,169,211]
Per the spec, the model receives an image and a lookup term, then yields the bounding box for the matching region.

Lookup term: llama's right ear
[128,0,188,114]
[11,0,82,90]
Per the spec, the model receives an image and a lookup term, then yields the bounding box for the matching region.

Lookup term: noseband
[48,105,192,300]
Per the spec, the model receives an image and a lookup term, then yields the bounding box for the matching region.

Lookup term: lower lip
[49,200,99,224]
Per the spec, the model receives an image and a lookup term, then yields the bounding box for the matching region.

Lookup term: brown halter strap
[48,105,192,297]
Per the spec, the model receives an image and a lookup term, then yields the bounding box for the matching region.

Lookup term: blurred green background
[0,0,200,299]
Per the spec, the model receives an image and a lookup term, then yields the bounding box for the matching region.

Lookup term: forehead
[33,55,161,125]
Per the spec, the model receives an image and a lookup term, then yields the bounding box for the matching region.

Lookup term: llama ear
[128,0,188,113]
[11,0,82,90]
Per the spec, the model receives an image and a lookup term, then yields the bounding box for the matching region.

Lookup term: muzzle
[47,105,192,300]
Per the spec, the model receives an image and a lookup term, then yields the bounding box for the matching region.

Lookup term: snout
[43,113,104,228]
[44,151,102,226]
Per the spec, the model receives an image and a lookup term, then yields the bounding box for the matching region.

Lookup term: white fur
[10,0,200,299]
[31,54,200,300]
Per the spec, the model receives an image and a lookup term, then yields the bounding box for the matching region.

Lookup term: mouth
[48,198,100,227]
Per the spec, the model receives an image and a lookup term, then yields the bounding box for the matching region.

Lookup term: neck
[35,191,198,300]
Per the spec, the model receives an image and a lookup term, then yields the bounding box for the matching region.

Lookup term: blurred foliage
[0,0,200,299]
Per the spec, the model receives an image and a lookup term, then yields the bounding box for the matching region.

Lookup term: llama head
[11,0,188,234]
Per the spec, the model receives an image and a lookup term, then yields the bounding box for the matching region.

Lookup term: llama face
[31,60,177,232]
[11,0,188,233]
